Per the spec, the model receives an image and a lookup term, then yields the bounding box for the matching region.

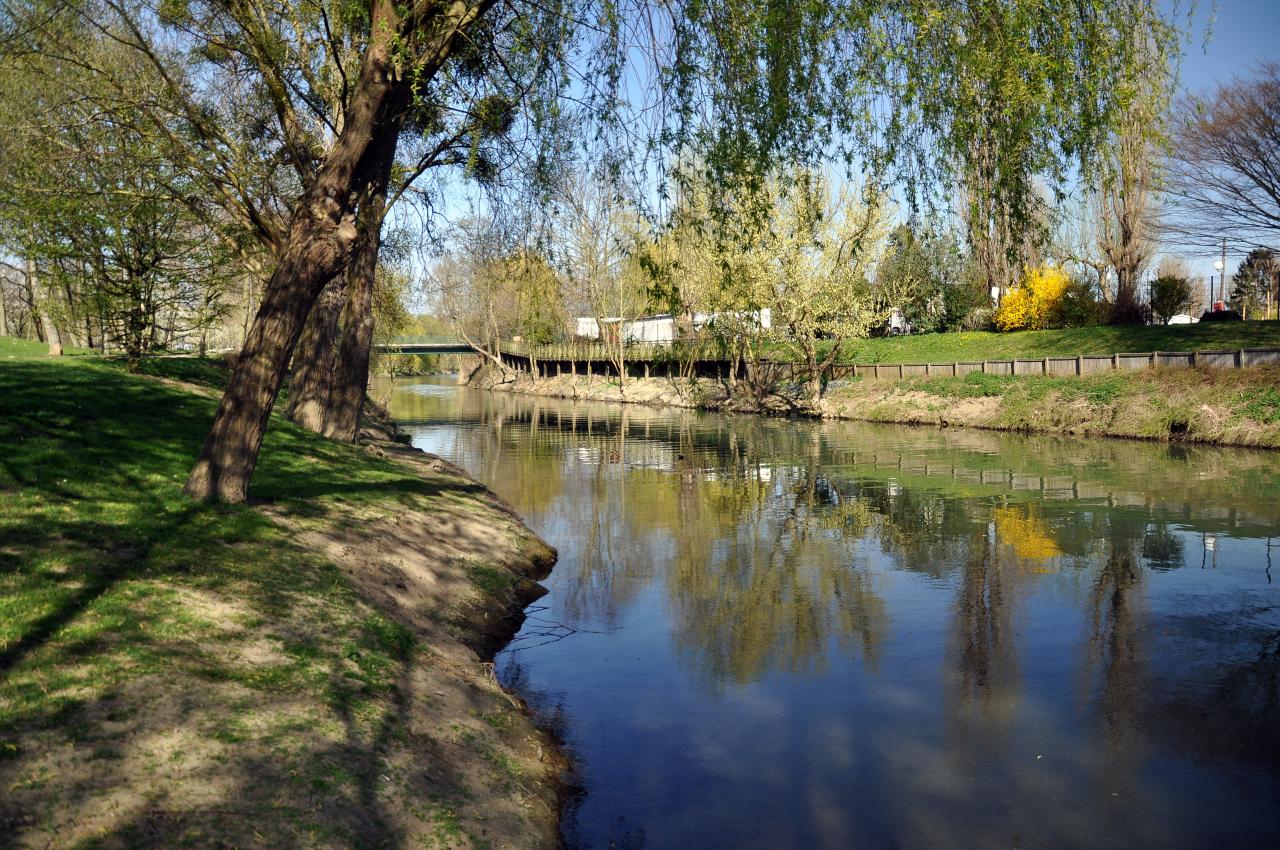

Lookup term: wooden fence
[828,348,1280,381]
[497,341,1280,384]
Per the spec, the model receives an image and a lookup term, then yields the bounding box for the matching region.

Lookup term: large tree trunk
[324,137,396,443]
[28,259,61,356]
[285,274,346,433]
[184,31,407,502]
[183,0,488,502]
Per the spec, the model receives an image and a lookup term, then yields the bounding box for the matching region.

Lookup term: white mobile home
[572,309,772,344]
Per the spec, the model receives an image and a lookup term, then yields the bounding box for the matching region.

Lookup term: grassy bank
[0,349,562,848]
[822,321,1280,363]
[823,367,1280,448]
[477,363,1280,449]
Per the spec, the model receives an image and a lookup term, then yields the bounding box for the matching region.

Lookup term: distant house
[572,309,772,345]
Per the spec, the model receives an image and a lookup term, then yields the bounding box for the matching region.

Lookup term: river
[379,376,1280,850]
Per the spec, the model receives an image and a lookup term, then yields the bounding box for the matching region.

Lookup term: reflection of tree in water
[946,527,1023,749]
[1140,521,1184,570]
[552,409,667,626]
[664,454,888,688]
[420,384,1280,747]
[1082,517,1148,780]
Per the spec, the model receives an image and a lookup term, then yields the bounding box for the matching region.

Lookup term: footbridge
[374,335,479,354]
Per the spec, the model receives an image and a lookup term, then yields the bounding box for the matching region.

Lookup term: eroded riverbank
[0,356,565,849]
[468,363,1280,449]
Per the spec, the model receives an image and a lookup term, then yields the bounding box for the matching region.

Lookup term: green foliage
[874,223,981,333]
[1055,276,1108,328]
[1151,274,1194,324]
[1238,387,1280,424]
[1231,247,1278,317]
[0,39,235,361]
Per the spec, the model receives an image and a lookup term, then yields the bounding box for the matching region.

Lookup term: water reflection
[383,377,1280,849]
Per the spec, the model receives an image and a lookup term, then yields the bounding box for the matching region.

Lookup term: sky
[1170,0,1280,280]
[417,2,1280,303]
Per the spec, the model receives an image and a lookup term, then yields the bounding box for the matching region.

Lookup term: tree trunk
[183,0,488,502]
[285,274,345,433]
[805,343,822,410]
[325,138,396,443]
[184,33,408,502]
[28,259,61,356]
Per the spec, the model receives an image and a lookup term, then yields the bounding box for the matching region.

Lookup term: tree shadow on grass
[0,358,532,849]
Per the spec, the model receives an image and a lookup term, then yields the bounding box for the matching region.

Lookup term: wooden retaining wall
[826,348,1280,381]
[497,342,1280,382]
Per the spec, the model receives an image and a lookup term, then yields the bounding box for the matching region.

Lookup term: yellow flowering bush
[994,265,1070,331]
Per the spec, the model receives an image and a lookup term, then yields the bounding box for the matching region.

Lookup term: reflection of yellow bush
[994,265,1070,331]
[994,506,1062,568]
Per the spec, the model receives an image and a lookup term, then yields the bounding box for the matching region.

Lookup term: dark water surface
[380,377,1280,850]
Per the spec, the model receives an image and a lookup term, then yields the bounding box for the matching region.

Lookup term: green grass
[820,321,1280,364]
[827,364,1280,448]
[906,370,1131,406]
[0,344,516,846]
[0,335,94,358]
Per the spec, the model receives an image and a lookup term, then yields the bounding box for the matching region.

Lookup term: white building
[573,309,772,344]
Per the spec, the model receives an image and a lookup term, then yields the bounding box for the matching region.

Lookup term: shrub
[1150,274,1193,324]
[1058,277,1107,328]
[994,265,1071,331]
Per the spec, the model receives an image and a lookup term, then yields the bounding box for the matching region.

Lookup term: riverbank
[472,364,1280,449]
[0,353,565,848]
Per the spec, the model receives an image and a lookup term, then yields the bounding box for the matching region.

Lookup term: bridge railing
[383,335,469,346]
[497,337,729,363]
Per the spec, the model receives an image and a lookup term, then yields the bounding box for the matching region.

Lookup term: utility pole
[1220,238,1228,304]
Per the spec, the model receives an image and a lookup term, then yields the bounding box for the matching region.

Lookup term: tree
[555,171,649,392]
[734,171,892,408]
[1166,63,1280,248]
[1231,247,1279,320]
[7,0,1184,502]
[0,43,234,362]
[874,222,977,333]
[1094,16,1174,323]
[1150,273,1193,324]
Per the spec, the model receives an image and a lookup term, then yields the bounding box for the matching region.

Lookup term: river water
[380,376,1280,850]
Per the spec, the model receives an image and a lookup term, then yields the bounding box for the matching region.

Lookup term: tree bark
[28,259,61,356]
[285,274,345,433]
[325,135,396,443]
[183,0,491,502]
[183,25,408,502]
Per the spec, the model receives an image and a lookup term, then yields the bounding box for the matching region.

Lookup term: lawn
[825,321,1280,364]
[0,336,94,358]
[0,343,558,848]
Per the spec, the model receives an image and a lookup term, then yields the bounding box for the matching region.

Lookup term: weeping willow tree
[4,0,1185,501]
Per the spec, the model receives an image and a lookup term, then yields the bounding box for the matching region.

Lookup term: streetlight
[1214,258,1224,308]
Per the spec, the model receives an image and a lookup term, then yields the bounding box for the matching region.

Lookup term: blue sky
[1172,1,1280,279]
[1178,0,1279,95]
